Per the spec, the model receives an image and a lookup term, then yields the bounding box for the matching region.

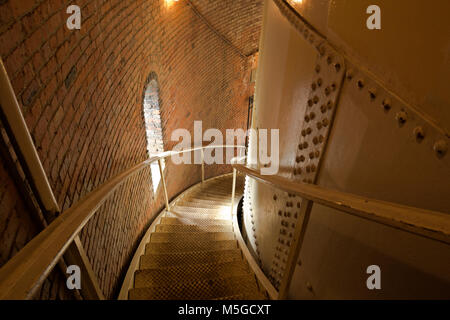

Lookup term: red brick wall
[0,0,262,299]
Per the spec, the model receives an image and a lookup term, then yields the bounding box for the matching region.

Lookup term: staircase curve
[119,174,268,300]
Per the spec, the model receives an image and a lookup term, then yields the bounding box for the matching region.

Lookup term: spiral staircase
[124,175,268,300]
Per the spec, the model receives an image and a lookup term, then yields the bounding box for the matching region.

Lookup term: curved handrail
[231,162,450,245]
[230,186,279,299]
[0,145,244,300]
[231,160,450,299]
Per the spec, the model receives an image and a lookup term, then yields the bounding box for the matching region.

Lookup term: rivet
[320,104,327,113]
[313,96,319,104]
[311,83,317,91]
[273,195,277,201]
[322,118,329,127]
[326,101,333,110]
[303,141,309,148]
[318,46,325,56]
[369,88,377,100]
[304,115,310,122]
[357,79,365,89]
[315,65,320,73]
[309,152,314,159]
[298,144,303,150]
[346,69,354,80]
[306,127,312,135]
[433,140,448,158]
[301,129,306,137]
[278,210,282,216]
[306,282,313,291]
[317,122,323,130]
[382,99,391,112]
[309,113,315,120]
[395,111,408,127]
[308,99,313,107]
[413,126,425,143]
[334,63,341,73]
[315,150,320,157]
[319,135,324,143]
[331,83,337,91]
[313,136,319,144]
[317,78,323,87]
[325,87,331,96]
[297,259,302,266]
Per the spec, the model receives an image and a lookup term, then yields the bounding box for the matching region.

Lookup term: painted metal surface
[245,0,450,299]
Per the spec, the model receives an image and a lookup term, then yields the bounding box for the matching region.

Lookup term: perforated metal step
[179,198,231,206]
[187,193,238,201]
[129,275,263,300]
[167,209,231,220]
[155,224,233,233]
[150,232,235,243]
[128,175,265,300]
[145,239,239,254]
[140,249,243,269]
[134,261,251,288]
[160,217,232,226]
[172,205,228,213]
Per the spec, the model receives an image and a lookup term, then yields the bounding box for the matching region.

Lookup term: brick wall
[0,0,262,299]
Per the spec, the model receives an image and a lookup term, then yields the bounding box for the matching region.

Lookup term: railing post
[158,159,170,212]
[230,168,237,216]
[201,148,205,184]
[278,199,313,299]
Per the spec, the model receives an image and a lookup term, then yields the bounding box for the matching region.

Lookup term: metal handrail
[230,160,450,299]
[0,145,244,299]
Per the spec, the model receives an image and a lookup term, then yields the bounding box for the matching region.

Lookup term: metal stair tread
[145,239,239,254]
[155,224,233,233]
[160,217,232,225]
[150,231,235,243]
[134,261,251,288]
[166,210,231,220]
[139,249,243,269]
[129,274,262,300]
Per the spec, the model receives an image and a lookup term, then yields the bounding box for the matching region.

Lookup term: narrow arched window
[143,73,164,193]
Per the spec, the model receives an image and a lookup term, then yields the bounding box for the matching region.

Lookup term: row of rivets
[348,68,448,159]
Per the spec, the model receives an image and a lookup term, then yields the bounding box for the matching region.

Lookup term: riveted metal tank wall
[243,0,450,299]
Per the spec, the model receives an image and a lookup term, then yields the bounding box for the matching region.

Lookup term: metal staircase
[127,175,267,300]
